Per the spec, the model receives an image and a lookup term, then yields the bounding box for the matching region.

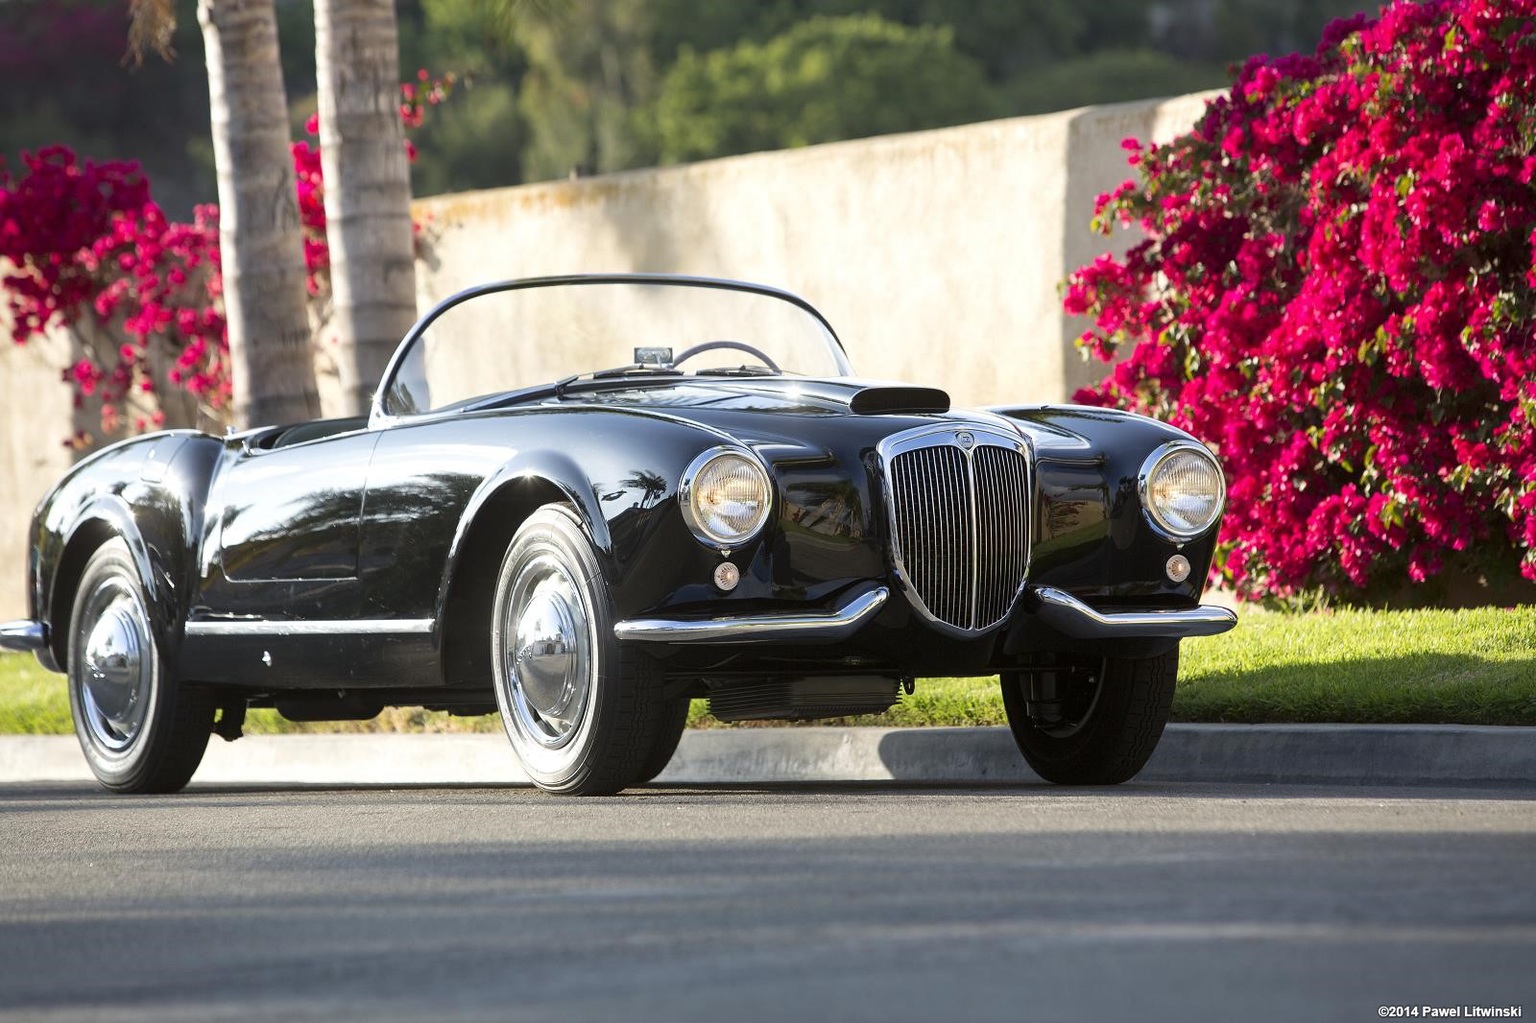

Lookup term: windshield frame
[371,273,856,424]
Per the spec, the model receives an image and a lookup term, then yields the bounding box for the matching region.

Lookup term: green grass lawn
[5,604,1535,734]
[1172,605,1536,724]
[0,651,73,735]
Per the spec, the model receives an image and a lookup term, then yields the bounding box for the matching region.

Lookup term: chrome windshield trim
[1028,586,1236,639]
[0,620,48,653]
[373,273,854,423]
[614,586,889,645]
[184,619,434,637]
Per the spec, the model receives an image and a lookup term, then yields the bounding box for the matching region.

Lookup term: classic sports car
[1,274,1236,795]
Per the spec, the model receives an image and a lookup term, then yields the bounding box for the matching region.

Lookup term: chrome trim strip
[964,440,981,630]
[184,619,435,637]
[0,620,48,653]
[1028,586,1237,639]
[373,274,854,424]
[614,586,889,644]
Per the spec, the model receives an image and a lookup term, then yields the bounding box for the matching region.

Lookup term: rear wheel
[1000,648,1179,785]
[67,539,214,793]
[491,506,672,795]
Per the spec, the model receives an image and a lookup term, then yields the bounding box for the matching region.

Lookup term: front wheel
[491,506,672,795]
[634,698,690,784]
[1000,648,1179,785]
[67,538,214,793]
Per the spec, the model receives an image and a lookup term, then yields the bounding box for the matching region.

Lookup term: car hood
[542,376,981,451]
[547,376,944,416]
[532,375,1184,463]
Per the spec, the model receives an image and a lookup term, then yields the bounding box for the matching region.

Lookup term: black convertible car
[1,274,1235,795]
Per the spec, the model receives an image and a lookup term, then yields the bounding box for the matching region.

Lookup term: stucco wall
[0,327,79,621]
[412,93,1213,408]
[0,92,1215,621]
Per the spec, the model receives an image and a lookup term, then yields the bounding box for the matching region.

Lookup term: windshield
[379,276,852,417]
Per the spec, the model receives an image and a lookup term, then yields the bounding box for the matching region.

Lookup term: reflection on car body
[1,274,1235,795]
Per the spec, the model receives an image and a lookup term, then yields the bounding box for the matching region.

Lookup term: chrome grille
[882,428,1031,633]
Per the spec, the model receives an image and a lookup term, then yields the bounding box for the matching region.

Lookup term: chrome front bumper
[615,586,890,644]
[1025,586,1237,640]
[0,620,48,653]
[613,583,1235,645]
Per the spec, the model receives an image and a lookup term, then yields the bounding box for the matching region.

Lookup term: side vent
[707,676,902,722]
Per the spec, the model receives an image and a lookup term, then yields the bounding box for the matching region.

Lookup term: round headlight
[1140,443,1226,540]
[680,448,773,548]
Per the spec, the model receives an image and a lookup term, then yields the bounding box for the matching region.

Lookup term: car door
[195,423,380,620]
[179,422,425,687]
[354,415,507,621]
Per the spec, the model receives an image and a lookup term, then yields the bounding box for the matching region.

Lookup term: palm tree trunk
[197,0,320,428]
[314,0,418,416]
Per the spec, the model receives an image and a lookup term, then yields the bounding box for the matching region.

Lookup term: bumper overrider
[613,584,1235,645]
[0,620,49,653]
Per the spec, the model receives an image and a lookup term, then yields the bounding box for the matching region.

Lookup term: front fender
[433,449,613,625]
[987,404,1223,606]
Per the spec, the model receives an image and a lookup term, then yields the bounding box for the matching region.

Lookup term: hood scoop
[848,386,950,415]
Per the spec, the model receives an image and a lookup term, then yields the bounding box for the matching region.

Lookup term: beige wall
[0,92,1215,620]
[1,327,79,620]
[413,93,1213,408]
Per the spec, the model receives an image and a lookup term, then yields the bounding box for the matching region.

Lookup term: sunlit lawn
[5,604,1534,733]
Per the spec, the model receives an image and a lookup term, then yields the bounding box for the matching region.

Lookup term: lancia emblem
[956,431,975,451]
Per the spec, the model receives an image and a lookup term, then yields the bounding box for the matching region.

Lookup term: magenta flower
[1066,0,1536,599]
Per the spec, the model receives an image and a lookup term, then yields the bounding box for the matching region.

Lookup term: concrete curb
[1,724,1532,787]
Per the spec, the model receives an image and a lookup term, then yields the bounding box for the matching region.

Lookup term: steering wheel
[671,340,781,374]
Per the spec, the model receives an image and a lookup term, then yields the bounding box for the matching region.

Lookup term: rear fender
[38,433,222,673]
[47,498,161,673]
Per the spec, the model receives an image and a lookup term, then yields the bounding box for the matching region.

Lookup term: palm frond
[126,0,177,67]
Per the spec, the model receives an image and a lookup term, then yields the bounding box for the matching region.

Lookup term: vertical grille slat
[972,445,1030,626]
[977,447,998,626]
[942,446,964,625]
[886,433,1030,633]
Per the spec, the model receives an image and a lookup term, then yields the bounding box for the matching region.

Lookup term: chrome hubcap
[503,555,591,749]
[79,591,152,752]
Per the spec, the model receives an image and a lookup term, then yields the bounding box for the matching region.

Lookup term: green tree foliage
[502,0,659,179]
[0,0,1380,203]
[408,82,525,195]
[396,0,528,192]
[654,13,995,164]
[1005,49,1228,115]
[830,0,1093,80]
[0,0,213,217]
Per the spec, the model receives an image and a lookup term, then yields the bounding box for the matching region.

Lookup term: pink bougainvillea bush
[0,73,454,444]
[0,146,227,441]
[1066,0,1536,601]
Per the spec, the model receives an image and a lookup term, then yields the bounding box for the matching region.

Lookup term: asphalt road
[1,781,1533,1023]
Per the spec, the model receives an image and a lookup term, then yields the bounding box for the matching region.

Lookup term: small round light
[1140,443,1226,539]
[1166,554,1191,583]
[713,562,741,591]
[680,448,773,548]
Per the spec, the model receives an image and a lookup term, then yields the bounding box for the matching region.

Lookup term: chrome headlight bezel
[1138,441,1226,541]
[679,446,774,550]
